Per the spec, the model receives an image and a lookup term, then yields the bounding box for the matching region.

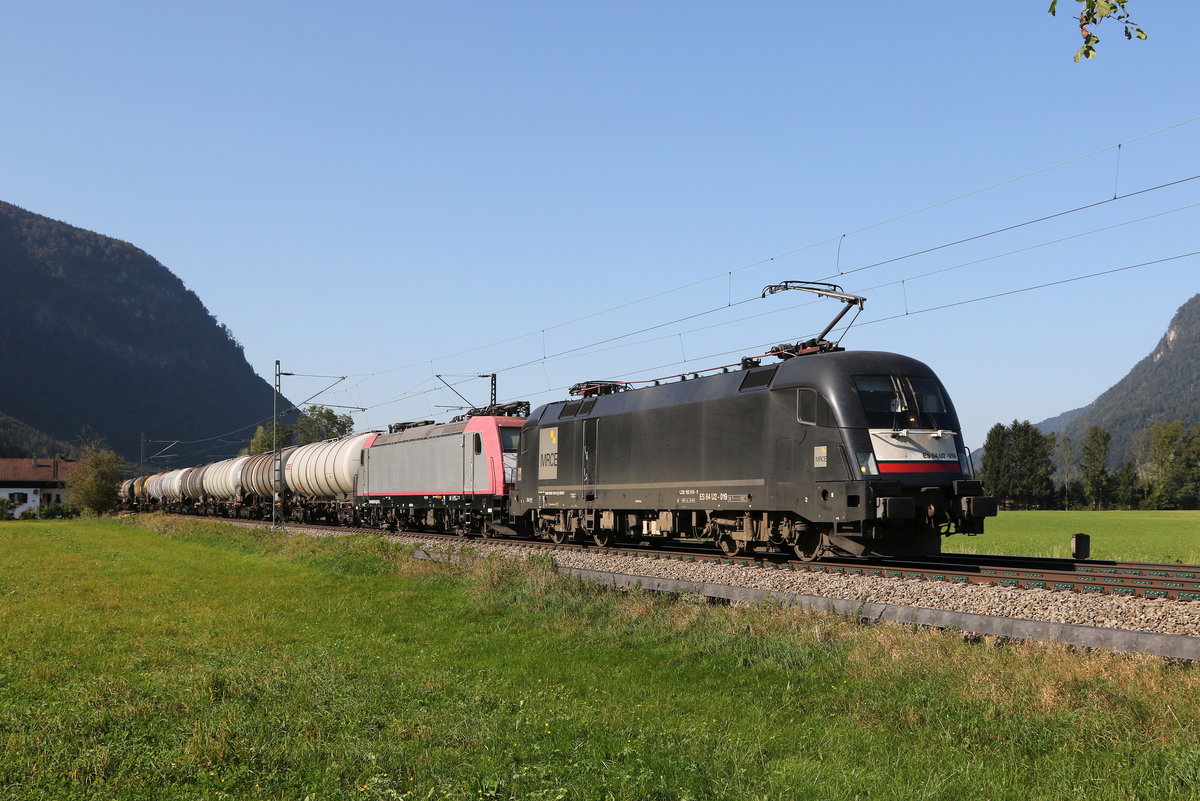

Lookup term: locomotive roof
[370,415,524,447]
[527,350,948,427]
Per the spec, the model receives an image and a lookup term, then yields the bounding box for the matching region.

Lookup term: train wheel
[717,534,743,557]
[549,528,570,545]
[793,529,822,562]
[592,528,617,547]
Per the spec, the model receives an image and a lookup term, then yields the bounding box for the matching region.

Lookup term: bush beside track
[2,515,1199,801]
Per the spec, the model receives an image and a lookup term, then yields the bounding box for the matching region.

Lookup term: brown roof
[0,458,83,483]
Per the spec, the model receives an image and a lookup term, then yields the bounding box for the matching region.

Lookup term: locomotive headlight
[855,452,879,476]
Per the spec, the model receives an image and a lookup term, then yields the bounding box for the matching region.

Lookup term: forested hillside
[0,201,287,462]
[1047,294,1200,468]
[0,411,79,459]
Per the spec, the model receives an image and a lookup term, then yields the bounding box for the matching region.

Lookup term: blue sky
[4,2,1197,453]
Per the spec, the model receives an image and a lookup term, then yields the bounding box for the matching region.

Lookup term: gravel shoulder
[368,531,1200,638]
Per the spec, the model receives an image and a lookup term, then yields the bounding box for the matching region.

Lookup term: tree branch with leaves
[1049,0,1147,62]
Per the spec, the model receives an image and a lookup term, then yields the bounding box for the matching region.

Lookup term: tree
[1049,0,1147,62]
[294,405,355,445]
[67,444,126,515]
[980,421,1056,508]
[1111,461,1142,509]
[980,423,1013,500]
[246,421,293,455]
[1056,433,1074,509]
[1080,426,1111,509]
[1144,422,1200,509]
[1063,479,1087,510]
[1009,421,1057,508]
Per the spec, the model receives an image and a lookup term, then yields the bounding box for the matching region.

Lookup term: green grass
[1,515,1199,800]
[946,510,1200,563]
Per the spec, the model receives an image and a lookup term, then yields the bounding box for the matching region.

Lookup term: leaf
[1048,0,1058,14]
[1136,28,1147,40]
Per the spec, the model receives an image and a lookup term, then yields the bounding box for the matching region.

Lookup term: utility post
[139,433,145,478]
[272,360,281,530]
[478,373,497,407]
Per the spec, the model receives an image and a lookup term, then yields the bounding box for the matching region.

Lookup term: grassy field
[945,510,1200,563]
[1,516,1199,800]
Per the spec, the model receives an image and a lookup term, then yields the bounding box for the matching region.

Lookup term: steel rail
[202,516,1200,601]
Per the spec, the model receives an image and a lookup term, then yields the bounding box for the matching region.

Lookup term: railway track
[223,517,1200,601]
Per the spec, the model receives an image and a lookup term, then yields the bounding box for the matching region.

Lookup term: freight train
[123,285,997,559]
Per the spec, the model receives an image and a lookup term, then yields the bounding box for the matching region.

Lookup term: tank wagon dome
[205,456,251,501]
[285,432,377,499]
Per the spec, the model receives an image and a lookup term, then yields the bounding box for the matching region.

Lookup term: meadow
[1,515,1198,801]
[945,510,1200,563]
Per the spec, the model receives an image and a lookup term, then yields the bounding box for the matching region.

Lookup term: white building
[0,458,80,518]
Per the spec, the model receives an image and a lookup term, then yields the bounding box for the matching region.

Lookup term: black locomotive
[511,347,996,559]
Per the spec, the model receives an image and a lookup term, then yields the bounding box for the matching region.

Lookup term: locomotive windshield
[854,375,953,430]
[500,427,521,452]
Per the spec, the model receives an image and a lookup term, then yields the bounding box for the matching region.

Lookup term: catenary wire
[146,119,1200,447]
[336,116,1200,381]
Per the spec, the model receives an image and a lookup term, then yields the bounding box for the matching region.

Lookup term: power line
[498,249,1200,401]
[509,201,1200,368]
[861,251,1200,325]
[337,115,1200,382]
[351,172,1198,411]
[817,174,1199,283]
[144,121,1200,444]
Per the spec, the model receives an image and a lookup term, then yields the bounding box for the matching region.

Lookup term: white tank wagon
[181,463,215,501]
[241,447,297,499]
[205,456,251,502]
[285,433,377,499]
[163,468,189,502]
[146,469,186,502]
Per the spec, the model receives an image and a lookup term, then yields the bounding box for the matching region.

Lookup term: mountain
[0,411,79,459]
[1033,406,1086,437]
[1036,294,1200,467]
[0,200,288,464]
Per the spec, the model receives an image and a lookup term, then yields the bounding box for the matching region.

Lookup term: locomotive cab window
[854,374,952,429]
[500,427,520,452]
[473,433,482,455]
[796,388,836,426]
